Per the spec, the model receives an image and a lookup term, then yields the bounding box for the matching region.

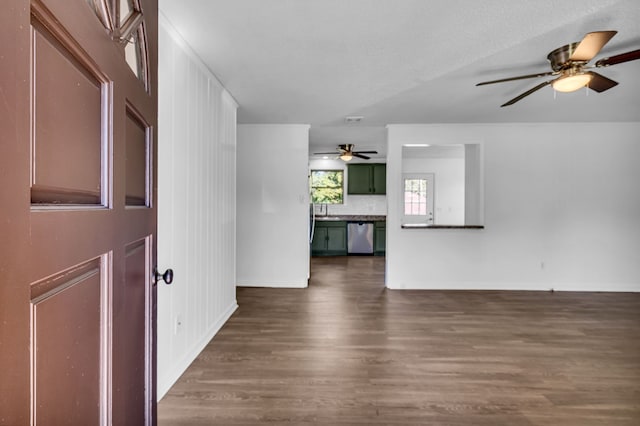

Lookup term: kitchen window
[310,170,344,204]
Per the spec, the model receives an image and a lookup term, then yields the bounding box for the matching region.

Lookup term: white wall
[386,123,640,292]
[157,14,238,400]
[309,158,387,216]
[237,125,311,287]
[464,144,484,226]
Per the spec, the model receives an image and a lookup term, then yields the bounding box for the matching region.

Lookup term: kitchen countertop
[401,224,484,229]
[314,215,386,222]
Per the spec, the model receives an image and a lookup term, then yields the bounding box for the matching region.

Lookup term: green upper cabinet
[372,163,386,194]
[347,163,386,195]
[347,164,371,194]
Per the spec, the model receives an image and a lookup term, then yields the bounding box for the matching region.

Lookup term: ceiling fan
[314,144,378,161]
[477,30,640,107]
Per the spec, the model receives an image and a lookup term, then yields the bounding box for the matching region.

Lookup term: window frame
[86,0,149,91]
[310,169,344,205]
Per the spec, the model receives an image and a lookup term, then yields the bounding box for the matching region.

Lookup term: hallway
[159,256,640,425]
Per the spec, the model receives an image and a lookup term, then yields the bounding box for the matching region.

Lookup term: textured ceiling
[159,0,640,158]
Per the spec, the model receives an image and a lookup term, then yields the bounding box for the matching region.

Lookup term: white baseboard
[157,301,238,401]
[236,279,308,288]
[385,281,640,292]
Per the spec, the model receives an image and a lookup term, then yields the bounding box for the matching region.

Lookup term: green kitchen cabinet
[371,164,386,194]
[374,221,386,256]
[311,221,347,256]
[347,163,386,195]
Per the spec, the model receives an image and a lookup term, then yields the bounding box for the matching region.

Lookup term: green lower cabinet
[374,221,386,256]
[311,221,347,256]
[311,226,329,253]
[326,226,347,252]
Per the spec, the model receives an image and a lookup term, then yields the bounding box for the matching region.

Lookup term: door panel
[112,238,152,425]
[125,107,150,206]
[31,18,106,205]
[0,0,158,424]
[31,258,103,425]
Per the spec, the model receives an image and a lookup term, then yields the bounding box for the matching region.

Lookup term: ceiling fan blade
[569,30,617,62]
[501,80,553,107]
[476,71,556,86]
[352,153,371,160]
[595,49,640,67]
[316,145,377,158]
[586,71,618,92]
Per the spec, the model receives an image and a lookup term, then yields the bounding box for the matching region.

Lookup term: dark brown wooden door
[0,0,158,424]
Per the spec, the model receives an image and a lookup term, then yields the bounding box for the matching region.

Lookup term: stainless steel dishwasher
[347,222,374,255]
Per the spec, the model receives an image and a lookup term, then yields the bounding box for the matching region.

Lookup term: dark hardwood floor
[158,256,640,425]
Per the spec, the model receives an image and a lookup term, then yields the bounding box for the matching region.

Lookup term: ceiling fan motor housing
[547,42,585,71]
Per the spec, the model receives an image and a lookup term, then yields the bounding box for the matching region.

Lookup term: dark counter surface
[314,215,386,222]
[401,224,484,229]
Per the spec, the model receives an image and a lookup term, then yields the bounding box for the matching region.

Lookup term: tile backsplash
[314,195,387,216]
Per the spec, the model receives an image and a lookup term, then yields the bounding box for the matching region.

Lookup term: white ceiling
[159,0,640,158]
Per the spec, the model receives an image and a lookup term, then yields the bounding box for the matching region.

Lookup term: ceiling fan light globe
[340,153,353,161]
[552,73,593,93]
